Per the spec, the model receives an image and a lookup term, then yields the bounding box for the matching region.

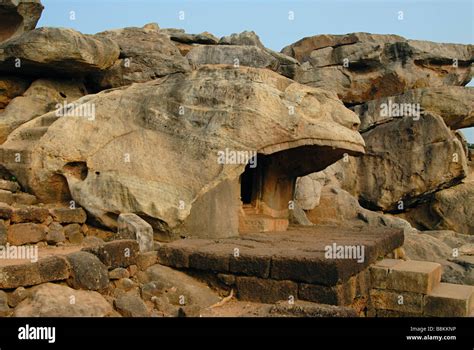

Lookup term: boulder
[219,31,265,48]
[186,44,299,78]
[0,78,86,144]
[146,264,220,310]
[92,25,191,89]
[349,113,467,211]
[4,66,364,239]
[353,86,474,131]
[66,251,109,291]
[117,213,154,252]
[217,31,300,78]
[0,27,120,75]
[282,33,473,103]
[13,283,114,317]
[431,181,474,235]
[0,0,43,43]
[403,229,468,284]
[187,45,278,70]
[164,29,219,45]
[114,294,149,317]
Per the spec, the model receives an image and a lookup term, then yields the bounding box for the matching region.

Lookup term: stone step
[158,226,404,286]
[370,259,442,294]
[15,126,49,141]
[424,283,474,317]
[239,214,289,233]
[0,142,33,164]
[38,114,60,127]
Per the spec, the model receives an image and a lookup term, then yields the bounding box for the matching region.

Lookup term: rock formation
[282,33,473,104]
[0,0,43,43]
[0,0,473,319]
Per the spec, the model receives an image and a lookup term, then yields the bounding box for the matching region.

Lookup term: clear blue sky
[39,0,473,141]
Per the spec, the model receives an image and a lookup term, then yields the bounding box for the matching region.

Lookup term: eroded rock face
[2,66,364,239]
[0,76,30,109]
[186,44,299,78]
[92,26,191,89]
[282,33,473,103]
[353,86,474,131]
[431,181,474,235]
[0,0,43,43]
[349,113,467,211]
[0,27,120,75]
[219,30,265,48]
[0,78,86,143]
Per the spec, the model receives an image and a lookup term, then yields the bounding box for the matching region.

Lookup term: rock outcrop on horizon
[282,33,473,104]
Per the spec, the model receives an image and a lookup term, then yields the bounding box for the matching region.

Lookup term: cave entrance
[238,145,351,234]
[238,154,291,234]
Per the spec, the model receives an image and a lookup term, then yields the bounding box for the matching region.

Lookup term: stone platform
[157,225,404,308]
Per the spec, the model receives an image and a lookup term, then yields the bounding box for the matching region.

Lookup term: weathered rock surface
[0,256,70,289]
[349,113,467,211]
[163,29,219,45]
[282,33,473,103]
[187,45,278,70]
[7,222,47,245]
[3,66,364,238]
[146,264,220,312]
[66,251,109,291]
[114,294,149,317]
[0,76,29,108]
[353,86,474,131]
[0,27,120,75]
[0,0,43,43]
[0,78,86,144]
[219,31,264,48]
[186,44,299,78]
[92,25,191,89]
[13,283,114,317]
[431,181,474,235]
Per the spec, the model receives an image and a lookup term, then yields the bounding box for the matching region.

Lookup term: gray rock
[117,213,154,252]
[114,294,149,317]
[66,251,109,291]
[93,26,191,89]
[219,31,264,48]
[46,222,66,244]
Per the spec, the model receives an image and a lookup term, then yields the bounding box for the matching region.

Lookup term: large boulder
[92,25,191,89]
[348,112,467,211]
[186,45,299,78]
[219,31,265,48]
[2,66,364,239]
[353,86,474,131]
[0,0,43,43]
[0,27,120,75]
[13,283,114,317]
[282,33,473,103]
[187,45,278,70]
[0,78,86,143]
[431,181,474,235]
